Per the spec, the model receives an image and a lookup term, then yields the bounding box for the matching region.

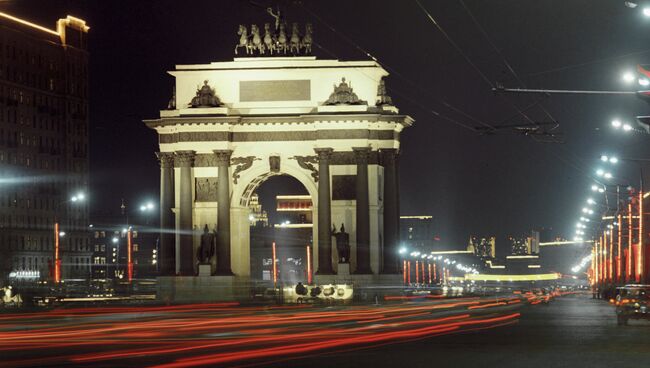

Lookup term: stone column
[214,149,233,275]
[175,150,195,276]
[381,148,399,274]
[315,148,334,274]
[353,147,371,274]
[156,152,175,276]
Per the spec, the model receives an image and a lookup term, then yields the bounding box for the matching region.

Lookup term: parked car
[615,285,650,325]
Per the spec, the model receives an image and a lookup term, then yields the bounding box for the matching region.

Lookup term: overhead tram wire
[299,3,494,132]
[310,40,478,132]
[457,0,557,127]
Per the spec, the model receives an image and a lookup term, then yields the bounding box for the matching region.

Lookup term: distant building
[400,215,434,252]
[248,193,268,227]
[0,12,90,283]
[468,236,496,259]
[250,194,312,282]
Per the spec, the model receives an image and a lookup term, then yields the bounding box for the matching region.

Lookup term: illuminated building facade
[0,12,90,283]
[247,193,268,227]
[145,39,413,300]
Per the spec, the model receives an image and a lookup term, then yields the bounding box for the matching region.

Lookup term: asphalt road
[2,293,647,367]
[273,294,650,368]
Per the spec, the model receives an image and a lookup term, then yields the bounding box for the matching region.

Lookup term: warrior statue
[266,6,283,31]
[333,223,351,263]
[197,224,215,264]
[235,24,249,55]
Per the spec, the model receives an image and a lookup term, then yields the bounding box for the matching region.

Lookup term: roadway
[0,292,647,367]
[274,293,650,368]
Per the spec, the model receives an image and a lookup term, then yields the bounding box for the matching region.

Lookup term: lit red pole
[403,260,407,284]
[127,228,133,282]
[638,191,644,283]
[407,261,411,284]
[628,203,633,282]
[609,226,614,282]
[306,245,312,284]
[54,222,61,283]
[618,214,622,283]
[428,263,432,284]
[415,261,419,283]
[272,241,278,287]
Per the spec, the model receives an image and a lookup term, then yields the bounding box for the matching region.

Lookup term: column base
[157,275,246,303]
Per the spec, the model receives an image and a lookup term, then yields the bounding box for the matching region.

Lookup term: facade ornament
[250,24,263,54]
[194,153,217,167]
[195,178,218,202]
[276,23,288,54]
[289,23,300,54]
[167,86,176,110]
[291,155,319,182]
[269,155,281,173]
[333,223,351,264]
[190,80,221,108]
[324,78,366,105]
[234,20,312,56]
[263,23,275,55]
[197,224,216,264]
[301,23,313,54]
[235,24,249,55]
[376,79,393,106]
[156,151,175,168]
[231,156,260,184]
[174,150,195,167]
[213,150,233,166]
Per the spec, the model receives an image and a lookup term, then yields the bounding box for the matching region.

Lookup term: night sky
[6,0,650,258]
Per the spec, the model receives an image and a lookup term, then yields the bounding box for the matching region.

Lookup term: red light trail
[0,293,554,367]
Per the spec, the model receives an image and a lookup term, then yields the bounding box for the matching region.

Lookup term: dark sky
[6,0,650,259]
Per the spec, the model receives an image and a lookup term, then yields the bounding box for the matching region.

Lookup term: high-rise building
[0,12,90,283]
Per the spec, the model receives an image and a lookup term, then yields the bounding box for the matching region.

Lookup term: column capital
[213,149,233,166]
[380,148,397,166]
[156,152,175,168]
[174,150,195,167]
[314,147,334,160]
[352,147,371,162]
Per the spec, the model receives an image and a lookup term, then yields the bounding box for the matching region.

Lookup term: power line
[458,0,558,126]
[301,3,487,132]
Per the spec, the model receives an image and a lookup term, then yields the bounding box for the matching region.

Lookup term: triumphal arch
[144,23,413,301]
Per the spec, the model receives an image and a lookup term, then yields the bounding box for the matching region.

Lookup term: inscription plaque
[240,80,311,102]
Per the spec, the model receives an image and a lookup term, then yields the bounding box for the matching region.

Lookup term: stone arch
[229,156,320,278]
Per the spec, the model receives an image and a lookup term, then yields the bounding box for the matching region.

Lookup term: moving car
[615,285,650,325]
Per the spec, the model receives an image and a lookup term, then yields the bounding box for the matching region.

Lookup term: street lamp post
[54,193,86,284]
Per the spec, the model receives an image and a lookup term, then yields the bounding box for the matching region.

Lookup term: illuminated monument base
[157,275,242,303]
[145,53,413,302]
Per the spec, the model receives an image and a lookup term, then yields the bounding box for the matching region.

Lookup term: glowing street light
[601,155,618,164]
[623,123,633,131]
[623,71,636,83]
[640,78,650,86]
[587,198,596,205]
[644,7,650,16]
[612,119,622,128]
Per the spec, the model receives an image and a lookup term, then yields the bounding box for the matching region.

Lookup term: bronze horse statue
[235,24,250,55]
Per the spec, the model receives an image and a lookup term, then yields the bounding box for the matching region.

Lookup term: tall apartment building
[0,12,90,283]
